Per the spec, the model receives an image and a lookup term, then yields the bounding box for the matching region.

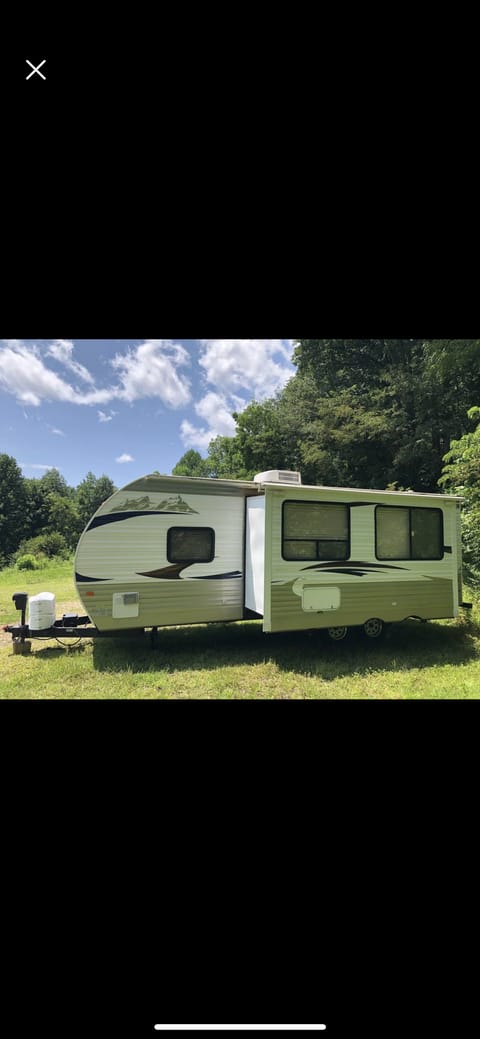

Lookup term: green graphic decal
[109,494,198,514]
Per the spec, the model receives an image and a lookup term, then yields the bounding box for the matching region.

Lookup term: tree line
[0,462,116,568]
[174,340,480,488]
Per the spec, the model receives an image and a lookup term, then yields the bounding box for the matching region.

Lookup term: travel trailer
[5,470,468,647]
[74,470,466,639]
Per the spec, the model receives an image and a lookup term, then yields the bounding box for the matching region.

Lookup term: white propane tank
[28,592,56,631]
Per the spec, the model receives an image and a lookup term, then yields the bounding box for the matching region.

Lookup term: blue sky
[0,339,295,487]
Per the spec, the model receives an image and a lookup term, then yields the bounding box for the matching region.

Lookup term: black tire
[327,625,348,641]
[363,618,384,639]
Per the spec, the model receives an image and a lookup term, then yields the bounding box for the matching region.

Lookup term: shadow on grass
[81,616,480,678]
[27,642,92,660]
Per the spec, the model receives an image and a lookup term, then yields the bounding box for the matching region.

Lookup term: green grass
[1,558,479,698]
[0,556,78,610]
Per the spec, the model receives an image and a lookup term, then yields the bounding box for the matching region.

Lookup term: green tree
[297,387,396,488]
[23,478,54,540]
[23,471,77,545]
[0,454,28,564]
[439,406,480,587]
[76,472,117,528]
[225,401,290,477]
[204,435,252,479]
[292,338,390,395]
[38,468,74,499]
[172,450,210,477]
[292,338,467,491]
[47,494,83,549]
[17,531,69,560]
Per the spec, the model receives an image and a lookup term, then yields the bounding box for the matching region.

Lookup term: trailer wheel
[363,618,384,639]
[327,626,348,641]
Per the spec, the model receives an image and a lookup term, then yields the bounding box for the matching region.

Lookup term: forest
[1,340,480,583]
[0,465,116,570]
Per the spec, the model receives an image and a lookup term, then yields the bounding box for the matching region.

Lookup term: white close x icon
[26,59,46,80]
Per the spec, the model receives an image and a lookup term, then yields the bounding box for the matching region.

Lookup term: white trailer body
[257,484,462,633]
[74,472,464,635]
[74,475,257,631]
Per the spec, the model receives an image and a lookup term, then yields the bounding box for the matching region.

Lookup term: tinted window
[282,502,349,561]
[411,508,443,559]
[167,527,215,563]
[376,506,443,560]
[376,507,410,559]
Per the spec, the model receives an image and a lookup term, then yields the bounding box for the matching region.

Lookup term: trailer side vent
[254,470,302,485]
[112,591,140,619]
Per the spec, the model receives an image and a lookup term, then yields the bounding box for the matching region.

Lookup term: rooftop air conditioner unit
[254,470,302,485]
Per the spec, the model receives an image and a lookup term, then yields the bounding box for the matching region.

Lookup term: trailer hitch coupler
[12,593,28,628]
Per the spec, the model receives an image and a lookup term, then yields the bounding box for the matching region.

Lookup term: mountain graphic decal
[108,494,198,514]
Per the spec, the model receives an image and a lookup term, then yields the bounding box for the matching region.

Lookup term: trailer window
[167,527,215,563]
[376,507,410,559]
[282,502,349,561]
[411,508,443,559]
[376,506,443,560]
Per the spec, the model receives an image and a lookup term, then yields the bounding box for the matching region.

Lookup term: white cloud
[180,391,238,450]
[180,420,213,451]
[50,427,65,436]
[179,341,294,453]
[77,387,120,405]
[199,339,294,399]
[111,340,191,407]
[195,392,237,433]
[230,394,248,411]
[0,342,78,406]
[0,339,192,410]
[1,341,293,463]
[47,339,95,385]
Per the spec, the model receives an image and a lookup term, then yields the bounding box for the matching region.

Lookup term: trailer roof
[263,482,463,501]
[122,473,261,493]
[122,473,463,501]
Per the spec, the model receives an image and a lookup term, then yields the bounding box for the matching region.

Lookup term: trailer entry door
[245,496,265,615]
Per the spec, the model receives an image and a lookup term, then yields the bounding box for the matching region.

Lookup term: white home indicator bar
[154,1028,326,1032]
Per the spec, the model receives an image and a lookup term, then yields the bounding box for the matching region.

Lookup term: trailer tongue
[4,589,163,652]
[3,591,132,651]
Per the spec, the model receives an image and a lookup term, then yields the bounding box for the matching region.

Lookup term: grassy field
[1,558,479,698]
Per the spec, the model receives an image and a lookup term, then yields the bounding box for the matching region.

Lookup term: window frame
[281,499,351,562]
[375,505,444,561]
[167,526,215,564]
